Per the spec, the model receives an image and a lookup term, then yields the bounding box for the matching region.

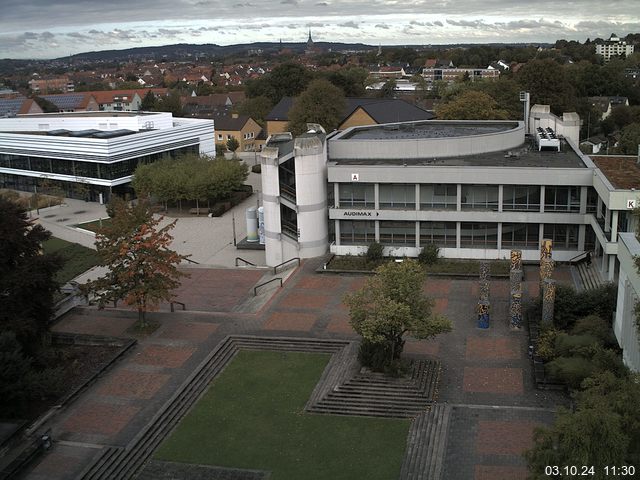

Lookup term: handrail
[170,301,186,312]
[235,257,257,267]
[254,277,282,296]
[569,251,589,264]
[273,257,300,275]
[183,256,200,265]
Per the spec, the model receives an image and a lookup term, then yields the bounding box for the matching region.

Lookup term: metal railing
[170,301,186,312]
[235,257,257,267]
[569,251,589,264]
[273,257,300,275]
[183,256,200,265]
[254,277,282,296]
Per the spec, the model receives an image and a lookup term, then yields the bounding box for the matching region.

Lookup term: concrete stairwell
[574,260,604,291]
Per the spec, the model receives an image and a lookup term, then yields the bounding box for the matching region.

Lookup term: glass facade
[420,221,457,247]
[379,221,416,245]
[544,186,580,212]
[502,185,540,211]
[339,183,374,208]
[339,220,375,245]
[420,184,457,210]
[0,145,198,182]
[543,224,579,249]
[460,222,499,248]
[502,223,539,248]
[379,184,415,209]
[461,185,499,211]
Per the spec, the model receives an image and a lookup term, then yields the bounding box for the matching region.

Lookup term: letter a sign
[351,173,359,181]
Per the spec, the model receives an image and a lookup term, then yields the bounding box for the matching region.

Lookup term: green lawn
[42,237,99,284]
[155,350,410,480]
[74,218,111,233]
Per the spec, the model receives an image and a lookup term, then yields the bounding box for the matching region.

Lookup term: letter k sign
[628,199,637,209]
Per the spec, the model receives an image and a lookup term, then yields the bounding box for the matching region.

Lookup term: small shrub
[418,244,440,265]
[536,327,560,361]
[358,339,407,376]
[545,356,597,388]
[366,242,384,262]
[251,164,262,174]
[554,333,601,357]
[571,315,615,345]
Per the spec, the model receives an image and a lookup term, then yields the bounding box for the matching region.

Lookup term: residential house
[588,96,630,120]
[38,93,99,112]
[214,112,262,151]
[265,97,434,137]
[28,76,74,94]
[0,96,43,117]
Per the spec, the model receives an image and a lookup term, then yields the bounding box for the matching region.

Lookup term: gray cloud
[341,21,359,29]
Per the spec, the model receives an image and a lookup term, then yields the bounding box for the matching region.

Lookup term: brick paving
[96,370,170,399]
[24,262,577,480]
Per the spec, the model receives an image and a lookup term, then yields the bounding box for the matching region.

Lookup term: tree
[325,66,369,97]
[378,78,397,98]
[287,78,346,135]
[343,260,452,371]
[0,196,61,354]
[618,123,640,154]
[245,62,313,104]
[238,95,273,126]
[88,199,187,326]
[436,90,509,120]
[526,372,640,478]
[516,59,577,115]
[155,90,183,117]
[226,136,240,155]
[140,90,157,110]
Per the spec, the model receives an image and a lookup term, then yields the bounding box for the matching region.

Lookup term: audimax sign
[343,210,379,217]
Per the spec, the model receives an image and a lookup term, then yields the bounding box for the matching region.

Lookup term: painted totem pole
[509,250,523,329]
[539,239,556,325]
[477,261,490,328]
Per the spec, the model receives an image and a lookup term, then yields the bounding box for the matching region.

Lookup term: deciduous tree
[286,78,346,135]
[436,90,509,120]
[88,199,187,326]
[343,260,451,371]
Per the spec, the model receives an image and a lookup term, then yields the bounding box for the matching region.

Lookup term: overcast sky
[1,0,639,59]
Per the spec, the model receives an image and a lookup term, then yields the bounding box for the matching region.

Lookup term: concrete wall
[4,111,174,131]
[614,233,640,372]
[329,121,524,160]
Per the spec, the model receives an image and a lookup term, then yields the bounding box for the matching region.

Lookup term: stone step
[576,261,603,291]
[321,394,431,409]
[309,403,429,418]
[335,385,431,398]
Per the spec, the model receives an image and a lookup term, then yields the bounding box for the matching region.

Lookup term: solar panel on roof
[69,129,101,137]
[92,129,135,139]
[42,94,85,109]
[0,98,26,116]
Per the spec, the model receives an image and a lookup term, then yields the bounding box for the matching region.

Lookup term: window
[379,184,415,209]
[340,220,375,245]
[586,187,598,214]
[420,222,456,247]
[502,223,539,248]
[502,186,540,211]
[544,186,580,212]
[339,183,374,208]
[217,134,223,140]
[420,184,456,210]
[460,222,498,248]
[461,185,499,211]
[379,221,416,245]
[543,224,579,249]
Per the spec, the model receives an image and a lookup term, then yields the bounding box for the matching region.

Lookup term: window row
[0,146,198,180]
[334,183,587,213]
[339,220,580,249]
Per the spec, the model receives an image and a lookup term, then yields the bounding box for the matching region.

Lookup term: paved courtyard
[23,259,572,480]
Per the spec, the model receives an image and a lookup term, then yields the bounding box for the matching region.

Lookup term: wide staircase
[570,252,604,291]
[307,360,441,418]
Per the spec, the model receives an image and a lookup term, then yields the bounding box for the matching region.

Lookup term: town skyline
[1,0,639,59]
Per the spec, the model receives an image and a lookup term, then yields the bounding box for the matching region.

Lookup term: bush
[536,326,560,361]
[418,244,439,265]
[251,164,262,174]
[366,242,384,262]
[545,356,597,388]
[571,315,616,346]
[553,283,617,330]
[554,333,602,357]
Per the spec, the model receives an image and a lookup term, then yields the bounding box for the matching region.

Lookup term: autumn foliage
[88,198,188,326]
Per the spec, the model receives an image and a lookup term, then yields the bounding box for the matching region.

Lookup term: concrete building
[0,111,214,202]
[595,34,635,62]
[614,233,640,372]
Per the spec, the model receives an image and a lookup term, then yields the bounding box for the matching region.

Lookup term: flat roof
[341,121,518,140]
[591,155,640,189]
[19,111,158,118]
[330,140,587,168]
